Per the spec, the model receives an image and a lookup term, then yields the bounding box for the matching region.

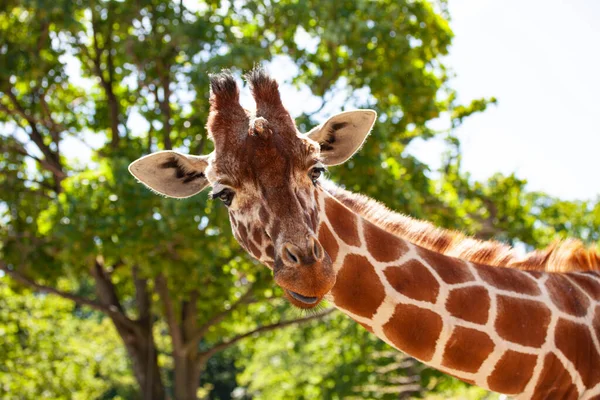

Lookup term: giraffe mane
[322,181,600,273]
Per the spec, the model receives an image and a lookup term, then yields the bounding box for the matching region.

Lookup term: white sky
[408,0,600,201]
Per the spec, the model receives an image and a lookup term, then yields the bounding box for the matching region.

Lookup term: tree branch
[132,265,151,322]
[181,283,256,355]
[151,82,173,150]
[198,308,335,362]
[155,274,184,353]
[90,10,120,148]
[0,93,66,183]
[0,261,136,330]
[182,290,198,341]
[37,86,66,143]
[90,258,125,312]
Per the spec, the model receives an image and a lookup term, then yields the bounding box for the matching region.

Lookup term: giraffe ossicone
[129,66,600,399]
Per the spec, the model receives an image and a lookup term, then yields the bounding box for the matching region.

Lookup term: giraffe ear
[306,110,377,166]
[129,151,211,199]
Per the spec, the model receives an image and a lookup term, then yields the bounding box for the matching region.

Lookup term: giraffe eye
[212,189,234,207]
[310,167,324,184]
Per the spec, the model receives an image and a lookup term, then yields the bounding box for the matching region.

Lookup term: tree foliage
[0,282,134,399]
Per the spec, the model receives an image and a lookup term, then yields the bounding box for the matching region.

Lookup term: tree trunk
[173,354,204,400]
[93,261,166,399]
[114,320,166,400]
[172,291,203,400]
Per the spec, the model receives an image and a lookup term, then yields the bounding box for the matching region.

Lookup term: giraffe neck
[316,186,600,399]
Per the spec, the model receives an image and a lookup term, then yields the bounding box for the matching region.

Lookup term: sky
[408,0,600,201]
[58,0,600,201]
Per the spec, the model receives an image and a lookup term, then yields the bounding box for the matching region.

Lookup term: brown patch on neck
[417,247,475,284]
[570,274,600,301]
[532,353,579,400]
[476,264,541,295]
[555,318,600,387]
[331,254,385,318]
[495,296,551,347]
[318,224,339,264]
[487,350,537,394]
[325,197,361,247]
[545,275,590,317]
[383,260,439,303]
[324,183,600,272]
[441,327,495,373]
[364,219,408,262]
[446,286,490,325]
[382,303,443,362]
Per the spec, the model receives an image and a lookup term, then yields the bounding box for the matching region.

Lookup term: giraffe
[129,67,600,399]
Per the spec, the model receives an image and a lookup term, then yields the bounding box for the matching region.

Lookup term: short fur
[323,181,600,272]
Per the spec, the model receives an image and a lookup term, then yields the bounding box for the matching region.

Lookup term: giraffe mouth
[287,290,319,305]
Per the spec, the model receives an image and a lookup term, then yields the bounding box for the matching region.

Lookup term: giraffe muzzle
[280,236,324,267]
[273,239,336,308]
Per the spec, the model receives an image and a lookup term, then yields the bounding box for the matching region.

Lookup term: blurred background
[1,0,599,399]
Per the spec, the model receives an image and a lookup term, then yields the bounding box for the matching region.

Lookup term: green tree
[0,281,134,399]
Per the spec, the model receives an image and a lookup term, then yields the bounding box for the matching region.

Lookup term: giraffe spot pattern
[545,275,590,317]
[487,350,537,395]
[331,254,385,319]
[441,326,495,373]
[318,224,339,264]
[247,239,262,259]
[252,226,263,246]
[237,224,249,248]
[570,273,600,301]
[265,245,274,260]
[383,260,440,304]
[446,286,490,325]
[364,220,408,262]
[325,198,361,247]
[382,303,443,362]
[555,318,600,388]
[417,247,475,284]
[532,353,579,400]
[476,264,541,296]
[495,295,551,347]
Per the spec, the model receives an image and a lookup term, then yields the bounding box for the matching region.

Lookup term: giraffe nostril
[286,247,299,264]
[313,239,322,260]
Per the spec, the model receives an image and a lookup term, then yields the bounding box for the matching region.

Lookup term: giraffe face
[205,129,336,308]
[129,67,376,309]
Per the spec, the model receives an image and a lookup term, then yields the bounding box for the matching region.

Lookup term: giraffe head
[129,67,376,308]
